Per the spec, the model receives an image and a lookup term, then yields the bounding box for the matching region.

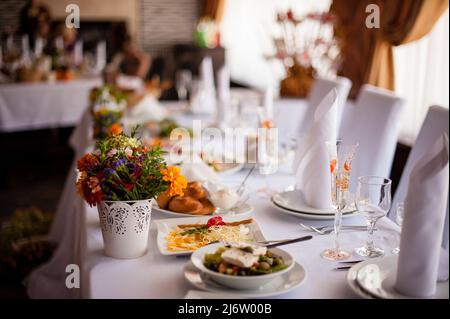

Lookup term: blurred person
[107,33,151,79]
[19,0,51,48]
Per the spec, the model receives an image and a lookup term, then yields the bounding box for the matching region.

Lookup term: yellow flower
[161,166,187,197]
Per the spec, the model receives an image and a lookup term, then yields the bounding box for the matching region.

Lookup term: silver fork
[299,223,370,235]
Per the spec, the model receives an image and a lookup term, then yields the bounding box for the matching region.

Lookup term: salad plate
[154,215,265,256]
[191,243,294,289]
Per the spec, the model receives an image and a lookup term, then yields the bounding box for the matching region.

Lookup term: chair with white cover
[275,76,352,144]
[339,84,405,191]
[390,106,449,249]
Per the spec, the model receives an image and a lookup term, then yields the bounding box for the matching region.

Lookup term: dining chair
[390,106,449,249]
[339,84,405,191]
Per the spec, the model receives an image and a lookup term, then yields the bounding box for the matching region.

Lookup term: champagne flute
[355,176,392,258]
[256,106,278,198]
[321,140,358,261]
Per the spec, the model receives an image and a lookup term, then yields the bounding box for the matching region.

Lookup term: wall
[0,0,201,53]
[140,0,201,53]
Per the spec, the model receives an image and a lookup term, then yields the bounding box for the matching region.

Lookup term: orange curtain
[202,0,226,22]
[331,0,449,98]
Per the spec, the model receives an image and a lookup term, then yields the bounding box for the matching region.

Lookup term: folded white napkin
[396,134,449,298]
[180,154,220,184]
[217,65,230,103]
[190,57,216,114]
[95,41,107,73]
[73,41,83,66]
[216,66,231,128]
[292,89,338,209]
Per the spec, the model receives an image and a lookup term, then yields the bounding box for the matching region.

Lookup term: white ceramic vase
[97,199,152,259]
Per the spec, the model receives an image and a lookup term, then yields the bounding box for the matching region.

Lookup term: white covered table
[26,98,401,299]
[80,171,400,299]
[0,78,102,132]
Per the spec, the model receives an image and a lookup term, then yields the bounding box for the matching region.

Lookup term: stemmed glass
[175,69,192,100]
[321,140,358,261]
[256,106,278,198]
[392,202,404,255]
[355,176,392,258]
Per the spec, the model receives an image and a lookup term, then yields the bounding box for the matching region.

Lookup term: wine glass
[392,202,404,255]
[175,69,192,100]
[321,140,358,261]
[355,176,392,258]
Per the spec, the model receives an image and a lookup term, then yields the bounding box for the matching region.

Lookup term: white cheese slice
[225,242,267,256]
[221,248,259,268]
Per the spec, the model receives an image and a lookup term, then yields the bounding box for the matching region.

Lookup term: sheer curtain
[394,10,449,145]
[220,0,331,90]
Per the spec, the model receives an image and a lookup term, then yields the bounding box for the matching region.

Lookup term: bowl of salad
[191,242,294,289]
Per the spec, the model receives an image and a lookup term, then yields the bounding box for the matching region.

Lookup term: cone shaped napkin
[293,89,338,209]
[396,134,449,298]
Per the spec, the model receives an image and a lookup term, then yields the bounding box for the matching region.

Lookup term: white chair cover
[339,85,405,191]
[390,106,449,249]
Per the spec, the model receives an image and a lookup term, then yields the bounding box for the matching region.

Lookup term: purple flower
[112,158,126,168]
[104,168,115,177]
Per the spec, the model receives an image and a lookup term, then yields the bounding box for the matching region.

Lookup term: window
[393,10,449,144]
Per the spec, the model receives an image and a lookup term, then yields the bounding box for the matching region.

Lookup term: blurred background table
[0,78,102,132]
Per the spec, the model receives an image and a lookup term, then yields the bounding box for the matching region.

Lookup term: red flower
[124,183,134,191]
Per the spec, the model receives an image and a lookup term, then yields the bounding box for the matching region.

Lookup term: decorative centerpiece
[268,10,341,97]
[90,86,127,140]
[76,131,187,258]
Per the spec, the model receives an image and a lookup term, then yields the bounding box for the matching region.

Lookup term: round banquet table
[25,98,401,299]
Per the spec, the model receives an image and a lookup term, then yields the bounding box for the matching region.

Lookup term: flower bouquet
[90,86,127,140]
[76,130,187,258]
[268,9,342,97]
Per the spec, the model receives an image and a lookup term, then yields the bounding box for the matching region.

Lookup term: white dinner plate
[269,198,358,220]
[347,256,449,299]
[154,215,265,256]
[272,190,356,215]
[153,201,253,218]
[183,260,306,298]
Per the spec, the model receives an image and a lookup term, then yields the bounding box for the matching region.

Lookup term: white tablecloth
[81,172,400,299]
[26,98,401,299]
[0,78,102,132]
